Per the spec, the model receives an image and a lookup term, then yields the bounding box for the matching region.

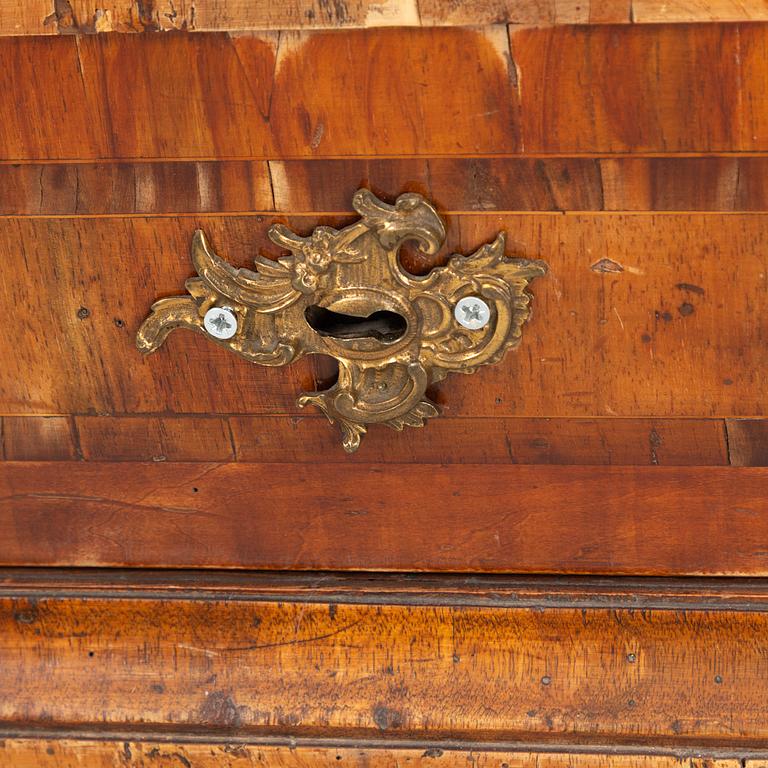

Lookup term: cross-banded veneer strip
[0,415,730,464]
[7,157,768,214]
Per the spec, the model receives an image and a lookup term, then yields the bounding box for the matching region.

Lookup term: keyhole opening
[305,305,407,342]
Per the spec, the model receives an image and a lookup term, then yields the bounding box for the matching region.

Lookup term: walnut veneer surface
[2,2,768,764]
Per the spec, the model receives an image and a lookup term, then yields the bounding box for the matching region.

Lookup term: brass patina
[137,190,547,451]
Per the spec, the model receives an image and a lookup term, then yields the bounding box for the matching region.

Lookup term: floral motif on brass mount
[136,189,547,452]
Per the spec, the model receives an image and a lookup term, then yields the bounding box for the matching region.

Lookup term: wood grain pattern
[426,157,599,212]
[510,24,768,154]
[18,415,722,464]
[0,29,516,160]
[0,414,732,464]
[11,0,766,35]
[4,0,418,35]
[12,156,768,215]
[419,0,632,24]
[725,419,768,466]
[4,25,768,160]
[1,214,765,419]
[0,0,637,36]
[0,740,748,767]
[271,157,606,212]
[0,0,84,35]
[423,0,768,25]
[4,8,767,761]
[632,0,768,22]
[1,417,79,461]
[76,416,236,462]
[269,27,519,157]
[1,584,768,744]
[0,414,732,466]
[0,161,273,214]
[452,212,768,418]
[0,217,321,416]
[599,157,757,211]
[227,415,728,464]
[271,156,768,213]
[1,462,768,572]
[0,34,278,161]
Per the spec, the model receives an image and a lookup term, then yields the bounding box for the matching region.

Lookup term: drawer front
[1,21,767,573]
[3,9,768,763]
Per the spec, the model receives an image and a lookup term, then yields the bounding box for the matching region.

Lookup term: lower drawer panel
[1,572,767,750]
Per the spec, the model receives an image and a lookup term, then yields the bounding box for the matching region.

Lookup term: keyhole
[304,306,407,342]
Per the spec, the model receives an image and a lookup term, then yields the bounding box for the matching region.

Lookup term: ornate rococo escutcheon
[137,190,547,452]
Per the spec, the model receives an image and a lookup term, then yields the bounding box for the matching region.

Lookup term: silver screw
[203,306,237,340]
[454,296,491,330]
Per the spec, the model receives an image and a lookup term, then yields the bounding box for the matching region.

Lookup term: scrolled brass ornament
[137,190,547,452]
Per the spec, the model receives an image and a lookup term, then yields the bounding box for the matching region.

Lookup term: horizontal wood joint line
[10,154,768,164]
[4,569,768,611]
[6,211,768,218]
[3,733,768,760]
[0,726,768,768]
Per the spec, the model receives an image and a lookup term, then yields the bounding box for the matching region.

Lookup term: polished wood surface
[1,214,765,418]
[11,156,768,215]
[0,161,274,215]
[0,741,748,768]
[5,26,768,160]
[1,462,767,572]
[726,419,768,466]
[1,572,768,748]
[0,415,732,464]
[3,9,768,763]
[271,156,768,213]
[53,415,728,464]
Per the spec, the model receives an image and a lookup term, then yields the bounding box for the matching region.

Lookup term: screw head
[203,306,237,340]
[454,296,491,330]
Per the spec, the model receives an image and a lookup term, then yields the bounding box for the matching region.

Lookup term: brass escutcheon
[137,190,547,452]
